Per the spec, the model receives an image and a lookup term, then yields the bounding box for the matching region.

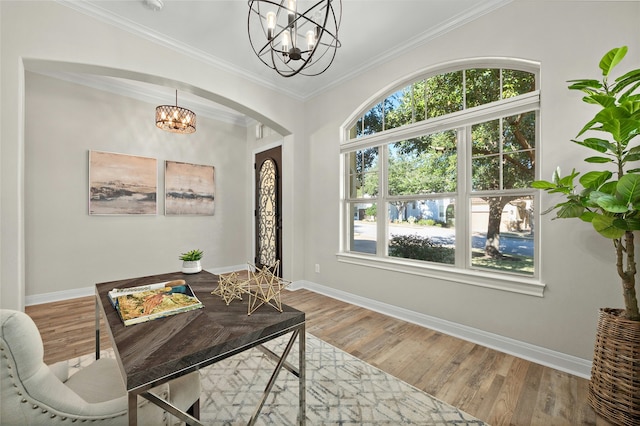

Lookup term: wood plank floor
[25,288,602,426]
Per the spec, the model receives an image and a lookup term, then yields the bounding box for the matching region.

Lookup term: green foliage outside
[388,234,454,264]
[364,204,377,217]
[471,249,533,274]
[350,66,537,274]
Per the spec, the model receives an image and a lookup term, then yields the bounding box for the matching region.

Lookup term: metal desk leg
[299,323,306,426]
[141,391,204,426]
[95,297,100,360]
[128,392,138,426]
[248,326,304,425]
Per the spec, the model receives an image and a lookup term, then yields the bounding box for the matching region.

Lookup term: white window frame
[338,59,545,297]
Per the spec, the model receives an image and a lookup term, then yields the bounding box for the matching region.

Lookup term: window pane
[472,155,500,191]
[388,199,455,265]
[363,103,384,135]
[388,131,457,196]
[425,71,463,119]
[348,148,379,198]
[472,119,500,155]
[350,203,377,254]
[412,81,426,122]
[504,151,535,189]
[470,196,534,275]
[472,113,536,191]
[349,118,362,139]
[383,88,408,131]
[503,111,536,152]
[503,69,536,98]
[466,68,500,108]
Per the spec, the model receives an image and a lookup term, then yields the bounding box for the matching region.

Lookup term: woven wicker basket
[588,308,640,426]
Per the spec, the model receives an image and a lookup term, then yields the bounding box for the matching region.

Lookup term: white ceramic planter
[181,260,202,274]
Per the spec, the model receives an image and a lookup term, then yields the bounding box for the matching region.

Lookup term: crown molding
[35,70,252,127]
[304,0,514,99]
[54,0,514,102]
[54,0,307,102]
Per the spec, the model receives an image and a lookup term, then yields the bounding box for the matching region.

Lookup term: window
[341,62,541,292]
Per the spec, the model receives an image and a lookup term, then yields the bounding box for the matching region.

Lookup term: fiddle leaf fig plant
[532,46,640,321]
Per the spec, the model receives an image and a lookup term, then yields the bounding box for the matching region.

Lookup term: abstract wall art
[89,150,157,215]
[165,161,215,215]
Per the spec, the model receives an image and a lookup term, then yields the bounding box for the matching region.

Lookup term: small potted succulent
[179,249,203,274]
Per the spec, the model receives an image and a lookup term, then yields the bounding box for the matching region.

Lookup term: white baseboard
[292,279,592,379]
[24,265,248,306]
[26,287,95,306]
[25,273,592,379]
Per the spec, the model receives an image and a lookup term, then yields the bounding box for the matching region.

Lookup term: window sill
[335,252,545,297]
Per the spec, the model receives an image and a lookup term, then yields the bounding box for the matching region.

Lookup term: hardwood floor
[25,288,600,426]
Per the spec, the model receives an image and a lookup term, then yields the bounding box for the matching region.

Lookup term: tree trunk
[618,231,640,321]
[485,198,507,258]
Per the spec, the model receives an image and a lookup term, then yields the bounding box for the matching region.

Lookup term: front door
[254,146,282,276]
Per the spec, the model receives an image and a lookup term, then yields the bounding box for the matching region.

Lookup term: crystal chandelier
[155,90,196,134]
[247,0,342,77]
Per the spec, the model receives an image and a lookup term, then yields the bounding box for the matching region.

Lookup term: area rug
[68,334,487,425]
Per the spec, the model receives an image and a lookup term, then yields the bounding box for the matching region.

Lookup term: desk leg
[248,327,302,425]
[128,392,138,426]
[299,323,306,426]
[95,297,100,360]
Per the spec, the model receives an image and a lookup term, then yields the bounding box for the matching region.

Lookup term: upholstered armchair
[0,309,200,425]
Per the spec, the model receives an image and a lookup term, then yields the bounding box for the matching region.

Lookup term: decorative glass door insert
[255,146,282,275]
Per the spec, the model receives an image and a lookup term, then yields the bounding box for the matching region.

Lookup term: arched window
[340,60,542,294]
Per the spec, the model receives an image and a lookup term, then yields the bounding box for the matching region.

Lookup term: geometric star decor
[212,260,291,315]
[211,271,245,306]
[246,260,290,315]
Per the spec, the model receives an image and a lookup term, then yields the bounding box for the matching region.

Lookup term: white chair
[0,309,200,425]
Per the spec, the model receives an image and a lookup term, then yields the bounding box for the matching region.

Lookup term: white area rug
[68,334,487,425]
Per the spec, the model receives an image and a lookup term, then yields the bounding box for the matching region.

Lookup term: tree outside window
[343,65,538,277]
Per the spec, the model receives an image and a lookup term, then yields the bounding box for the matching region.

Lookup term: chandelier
[247,0,342,77]
[155,90,196,134]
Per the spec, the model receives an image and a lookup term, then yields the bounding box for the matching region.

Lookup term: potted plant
[532,46,639,425]
[179,249,203,274]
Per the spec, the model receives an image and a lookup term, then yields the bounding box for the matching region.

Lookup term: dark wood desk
[95,270,306,425]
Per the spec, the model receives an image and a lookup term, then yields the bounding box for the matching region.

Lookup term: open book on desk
[108,279,203,326]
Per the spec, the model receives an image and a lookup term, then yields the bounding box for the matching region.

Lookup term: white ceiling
[51,0,513,123]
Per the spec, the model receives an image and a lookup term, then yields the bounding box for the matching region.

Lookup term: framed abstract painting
[89,150,157,215]
[165,161,215,215]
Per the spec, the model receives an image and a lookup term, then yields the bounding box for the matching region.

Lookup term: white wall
[24,72,248,296]
[302,0,640,361]
[2,0,639,369]
[1,1,306,309]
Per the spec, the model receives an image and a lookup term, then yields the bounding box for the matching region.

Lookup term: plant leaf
[616,173,640,204]
[580,170,612,189]
[531,180,557,189]
[623,152,640,162]
[592,214,625,239]
[580,211,597,222]
[599,46,627,77]
[583,94,616,108]
[593,192,628,213]
[621,217,640,230]
[568,79,603,91]
[574,137,614,153]
[577,116,601,137]
[613,69,640,96]
[557,202,585,218]
[584,156,612,163]
[599,181,618,195]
